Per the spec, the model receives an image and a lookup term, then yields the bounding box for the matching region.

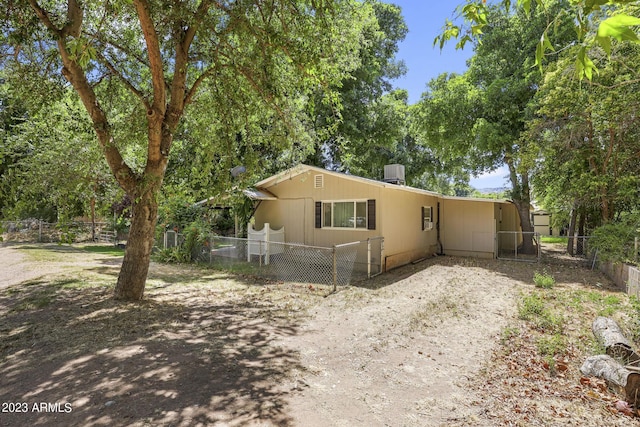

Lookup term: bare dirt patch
[0,243,638,426]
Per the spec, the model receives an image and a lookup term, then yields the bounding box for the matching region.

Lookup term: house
[250,164,521,271]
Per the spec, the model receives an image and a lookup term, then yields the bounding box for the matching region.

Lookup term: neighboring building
[532,209,554,236]
[250,164,521,271]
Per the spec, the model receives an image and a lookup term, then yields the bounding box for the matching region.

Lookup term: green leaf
[471,24,484,36]
[584,0,611,14]
[597,14,640,43]
[534,31,554,70]
[535,39,544,70]
[596,34,612,55]
[575,47,598,80]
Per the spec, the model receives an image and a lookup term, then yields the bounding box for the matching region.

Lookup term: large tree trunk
[515,200,536,254]
[113,188,160,300]
[507,160,536,255]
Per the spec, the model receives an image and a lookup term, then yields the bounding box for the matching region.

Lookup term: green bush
[533,271,555,289]
[153,247,190,263]
[590,217,639,266]
[518,293,545,319]
[154,219,210,263]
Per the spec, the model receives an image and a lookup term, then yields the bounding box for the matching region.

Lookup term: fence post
[332,246,337,292]
[39,220,43,243]
[636,237,638,262]
[514,232,518,260]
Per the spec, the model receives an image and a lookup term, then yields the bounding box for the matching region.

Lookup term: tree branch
[133,0,166,116]
[95,51,151,110]
[86,31,149,70]
[28,0,63,36]
[64,0,83,38]
[28,0,138,194]
[588,79,640,90]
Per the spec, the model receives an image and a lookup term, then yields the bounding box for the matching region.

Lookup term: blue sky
[388,1,510,189]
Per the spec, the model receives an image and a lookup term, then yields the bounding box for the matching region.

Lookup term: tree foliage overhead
[528,35,640,228]
[306,0,409,177]
[413,2,576,252]
[0,0,367,300]
[435,0,640,80]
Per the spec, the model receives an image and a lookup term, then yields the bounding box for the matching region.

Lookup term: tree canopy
[1,0,369,300]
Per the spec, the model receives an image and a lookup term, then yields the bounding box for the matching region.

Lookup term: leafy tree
[1,0,366,300]
[306,0,408,177]
[436,0,640,80]
[528,40,640,237]
[415,3,574,252]
[2,90,118,224]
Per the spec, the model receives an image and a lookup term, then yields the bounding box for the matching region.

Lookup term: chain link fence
[206,235,384,288]
[496,231,541,262]
[567,235,591,257]
[1,220,115,243]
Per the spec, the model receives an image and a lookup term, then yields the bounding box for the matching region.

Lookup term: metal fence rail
[1,220,113,243]
[207,235,384,288]
[496,231,541,262]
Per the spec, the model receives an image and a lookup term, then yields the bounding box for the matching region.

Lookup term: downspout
[436,201,443,255]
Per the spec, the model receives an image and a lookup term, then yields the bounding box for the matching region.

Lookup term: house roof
[255,163,441,197]
[254,164,513,205]
[243,188,278,201]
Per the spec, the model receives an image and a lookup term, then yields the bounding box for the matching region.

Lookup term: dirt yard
[0,243,638,426]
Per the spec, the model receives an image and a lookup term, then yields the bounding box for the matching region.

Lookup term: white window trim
[321,199,369,230]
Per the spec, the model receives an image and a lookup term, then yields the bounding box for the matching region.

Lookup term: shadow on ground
[0,280,303,426]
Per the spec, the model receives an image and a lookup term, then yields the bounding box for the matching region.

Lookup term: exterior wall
[254,199,307,244]
[254,170,382,247]
[441,199,497,258]
[380,188,439,270]
[254,169,439,271]
[494,202,521,251]
[533,213,551,236]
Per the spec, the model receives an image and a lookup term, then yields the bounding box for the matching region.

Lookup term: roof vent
[383,164,405,185]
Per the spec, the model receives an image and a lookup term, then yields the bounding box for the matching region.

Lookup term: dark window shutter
[367,199,376,230]
[422,206,426,231]
[315,202,322,228]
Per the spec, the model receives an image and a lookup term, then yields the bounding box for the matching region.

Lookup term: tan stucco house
[250,164,521,271]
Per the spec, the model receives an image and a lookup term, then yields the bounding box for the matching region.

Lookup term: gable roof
[254,164,513,205]
[255,163,441,198]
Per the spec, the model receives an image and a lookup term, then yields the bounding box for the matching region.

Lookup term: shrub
[590,218,639,266]
[533,271,555,289]
[154,219,210,263]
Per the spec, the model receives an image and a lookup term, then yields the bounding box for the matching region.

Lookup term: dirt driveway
[279,257,522,426]
[0,243,634,426]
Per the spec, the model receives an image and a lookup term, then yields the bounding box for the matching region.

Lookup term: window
[422,206,433,231]
[316,200,375,230]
